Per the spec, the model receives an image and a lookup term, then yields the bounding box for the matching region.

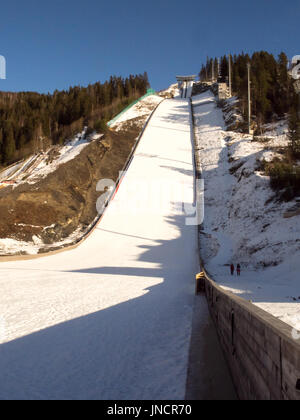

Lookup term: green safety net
[107,89,157,127]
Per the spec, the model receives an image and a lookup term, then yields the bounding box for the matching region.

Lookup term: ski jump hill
[0,96,235,400]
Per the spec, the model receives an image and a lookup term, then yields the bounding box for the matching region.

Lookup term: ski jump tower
[176,75,196,98]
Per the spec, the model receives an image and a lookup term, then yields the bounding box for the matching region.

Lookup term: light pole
[247,62,251,135]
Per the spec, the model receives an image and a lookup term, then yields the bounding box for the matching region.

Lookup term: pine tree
[214,58,218,81]
[288,108,300,158]
[220,56,228,83]
[3,123,16,163]
[199,50,300,133]
[0,73,149,166]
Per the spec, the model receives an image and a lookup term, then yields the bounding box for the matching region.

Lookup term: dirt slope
[0,121,141,253]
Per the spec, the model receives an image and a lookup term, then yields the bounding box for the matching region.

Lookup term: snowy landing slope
[0,98,199,400]
[193,91,300,331]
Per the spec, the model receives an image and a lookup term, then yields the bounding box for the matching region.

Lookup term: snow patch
[110,95,163,131]
[0,129,104,188]
[193,91,300,331]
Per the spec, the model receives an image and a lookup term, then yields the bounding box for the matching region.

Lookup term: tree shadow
[192,100,215,108]
[0,211,202,400]
[0,95,237,401]
[159,165,194,178]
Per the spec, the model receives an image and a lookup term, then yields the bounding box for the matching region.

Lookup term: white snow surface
[0,91,163,255]
[193,91,300,332]
[0,98,200,400]
[110,94,163,131]
[0,226,84,255]
[0,130,103,255]
[159,83,180,98]
[0,130,103,187]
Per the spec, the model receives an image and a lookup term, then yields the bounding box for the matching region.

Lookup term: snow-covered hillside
[158,83,180,98]
[110,94,163,131]
[0,97,202,400]
[0,93,164,256]
[193,91,300,331]
[0,129,102,189]
[0,92,168,194]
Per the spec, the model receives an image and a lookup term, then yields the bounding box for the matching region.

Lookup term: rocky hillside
[0,92,162,256]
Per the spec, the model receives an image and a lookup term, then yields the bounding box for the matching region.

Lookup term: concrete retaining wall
[190,97,300,400]
[200,270,300,400]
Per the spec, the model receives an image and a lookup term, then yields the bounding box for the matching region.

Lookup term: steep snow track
[0,98,234,400]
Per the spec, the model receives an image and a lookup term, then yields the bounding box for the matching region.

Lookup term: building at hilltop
[176,75,196,98]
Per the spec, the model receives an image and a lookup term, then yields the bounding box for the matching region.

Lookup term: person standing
[230,264,235,276]
[237,264,241,276]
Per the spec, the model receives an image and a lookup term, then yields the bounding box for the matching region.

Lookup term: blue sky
[0,0,299,93]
